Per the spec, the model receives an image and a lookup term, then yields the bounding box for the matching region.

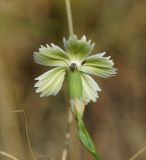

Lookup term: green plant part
[34,35,117,160]
[76,111,101,160]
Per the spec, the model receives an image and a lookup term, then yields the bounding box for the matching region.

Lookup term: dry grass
[0,0,146,160]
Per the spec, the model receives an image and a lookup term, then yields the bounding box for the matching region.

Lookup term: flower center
[69,59,83,71]
[70,62,78,71]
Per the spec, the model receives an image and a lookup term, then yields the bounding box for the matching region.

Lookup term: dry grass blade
[0,151,19,160]
[12,110,37,160]
[129,146,146,160]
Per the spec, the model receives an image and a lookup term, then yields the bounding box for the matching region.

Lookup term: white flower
[34,35,117,104]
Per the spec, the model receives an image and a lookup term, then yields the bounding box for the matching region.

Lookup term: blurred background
[0,0,146,160]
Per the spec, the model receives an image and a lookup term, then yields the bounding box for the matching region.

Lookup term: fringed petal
[34,44,69,67]
[35,67,66,97]
[63,35,94,61]
[81,52,117,78]
[80,73,101,104]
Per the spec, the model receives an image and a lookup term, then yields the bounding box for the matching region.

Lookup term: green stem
[66,1,101,160]
[65,0,74,36]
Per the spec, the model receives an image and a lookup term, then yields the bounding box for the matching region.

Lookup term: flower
[34,35,117,104]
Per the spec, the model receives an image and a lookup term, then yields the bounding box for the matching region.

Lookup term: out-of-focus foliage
[0,0,146,160]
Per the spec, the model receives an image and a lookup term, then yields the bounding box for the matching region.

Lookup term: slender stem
[12,110,37,160]
[65,0,74,36]
[62,0,74,157]
[129,146,146,160]
[61,110,73,160]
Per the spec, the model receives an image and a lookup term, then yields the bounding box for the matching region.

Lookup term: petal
[80,73,101,104]
[81,52,117,78]
[35,67,66,97]
[63,35,94,61]
[33,44,70,67]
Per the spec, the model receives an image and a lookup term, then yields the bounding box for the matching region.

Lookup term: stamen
[71,62,77,68]
[70,63,78,71]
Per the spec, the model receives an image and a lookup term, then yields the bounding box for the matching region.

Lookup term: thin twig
[0,151,19,160]
[61,110,73,160]
[12,110,37,160]
[129,146,146,160]
[65,0,74,36]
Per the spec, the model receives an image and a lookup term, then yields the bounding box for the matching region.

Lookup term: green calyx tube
[67,70,83,99]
